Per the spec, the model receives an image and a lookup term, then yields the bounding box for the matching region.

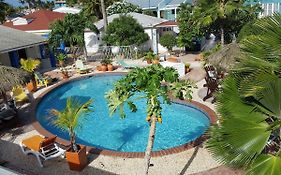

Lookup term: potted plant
[20,58,41,92]
[60,67,69,79]
[185,63,191,73]
[152,56,160,64]
[50,97,93,171]
[100,58,108,72]
[56,53,66,67]
[144,51,155,64]
[106,59,114,71]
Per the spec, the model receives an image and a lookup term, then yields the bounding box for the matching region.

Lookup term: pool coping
[31,72,217,158]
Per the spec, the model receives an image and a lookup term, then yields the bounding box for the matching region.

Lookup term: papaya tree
[105,64,194,174]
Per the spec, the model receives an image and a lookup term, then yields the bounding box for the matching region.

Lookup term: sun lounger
[20,135,65,167]
[117,59,138,69]
[75,60,93,74]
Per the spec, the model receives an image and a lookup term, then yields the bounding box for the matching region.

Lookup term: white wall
[0,53,11,66]
[84,32,101,54]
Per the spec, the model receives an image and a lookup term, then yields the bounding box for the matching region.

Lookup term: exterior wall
[0,53,11,66]
[250,0,281,17]
[84,32,101,54]
[26,46,41,58]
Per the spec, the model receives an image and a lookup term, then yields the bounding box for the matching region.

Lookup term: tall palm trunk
[220,26,224,46]
[100,0,108,32]
[144,115,157,175]
[220,0,225,46]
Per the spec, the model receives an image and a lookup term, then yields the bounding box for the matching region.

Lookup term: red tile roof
[3,10,65,31]
[156,21,178,27]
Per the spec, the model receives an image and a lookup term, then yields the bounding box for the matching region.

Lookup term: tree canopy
[103,15,149,46]
[0,0,16,23]
[182,0,261,45]
[159,33,177,52]
[48,13,98,50]
[107,1,142,16]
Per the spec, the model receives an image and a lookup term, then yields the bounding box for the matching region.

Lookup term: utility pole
[101,0,108,32]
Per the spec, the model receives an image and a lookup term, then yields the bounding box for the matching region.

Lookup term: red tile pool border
[31,72,217,158]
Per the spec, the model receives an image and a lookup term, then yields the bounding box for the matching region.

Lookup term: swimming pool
[35,74,211,152]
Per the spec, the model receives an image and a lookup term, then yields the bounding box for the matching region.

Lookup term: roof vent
[12,17,33,26]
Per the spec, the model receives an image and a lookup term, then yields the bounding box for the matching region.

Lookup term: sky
[4,0,52,7]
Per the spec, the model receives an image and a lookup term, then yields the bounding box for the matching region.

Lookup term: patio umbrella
[206,42,240,71]
[0,65,31,103]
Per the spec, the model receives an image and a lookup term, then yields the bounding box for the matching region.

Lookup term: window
[172,9,175,14]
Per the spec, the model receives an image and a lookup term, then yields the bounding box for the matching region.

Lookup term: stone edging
[31,72,217,158]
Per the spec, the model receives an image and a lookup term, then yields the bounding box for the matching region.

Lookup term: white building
[85,12,177,54]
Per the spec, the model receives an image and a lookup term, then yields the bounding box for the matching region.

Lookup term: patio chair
[11,86,28,104]
[20,135,65,167]
[75,60,93,74]
[203,76,220,103]
[204,65,218,79]
[34,72,52,87]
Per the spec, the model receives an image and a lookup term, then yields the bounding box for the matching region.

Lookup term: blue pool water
[36,74,210,152]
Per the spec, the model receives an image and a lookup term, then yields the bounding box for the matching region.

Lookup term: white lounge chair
[20,135,65,167]
[75,60,93,74]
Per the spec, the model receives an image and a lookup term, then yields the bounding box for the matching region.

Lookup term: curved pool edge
[31,72,217,158]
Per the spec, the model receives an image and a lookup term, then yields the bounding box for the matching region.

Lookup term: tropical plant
[78,0,119,19]
[107,1,142,16]
[0,0,16,23]
[50,97,93,152]
[105,64,195,174]
[159,33,177,53]
[177,3,204,49]
[20,58,40,73]
[194,0,261,45]
[206,14,281,175]
[144,50,156,62]
[48,13,99,53]
[103,15,149,46]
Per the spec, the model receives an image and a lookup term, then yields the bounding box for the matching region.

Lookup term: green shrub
[159,33,177,52]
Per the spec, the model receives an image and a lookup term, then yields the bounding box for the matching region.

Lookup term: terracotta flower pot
[26,80,37,92]
[97,65,102,71]
[66,145,88,171]
[146,60,152,64]
[152,59,159,64]
[59,60,64,67]
[101,64,108,72]
[107,64,114,71]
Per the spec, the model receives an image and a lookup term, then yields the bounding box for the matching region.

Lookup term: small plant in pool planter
[105,64,195,175]
[50,97,93,171]
[56,53,66,67]
[100,58,109,71]
[20,58,41,92]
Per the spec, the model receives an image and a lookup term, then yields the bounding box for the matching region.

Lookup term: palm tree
[100,0,108,32]
[20,58,40,91]
[50,97,93,152]
[48,13,99,57]
[195,0,260,45]
[206,14,281,175]
[105,65,194,175]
